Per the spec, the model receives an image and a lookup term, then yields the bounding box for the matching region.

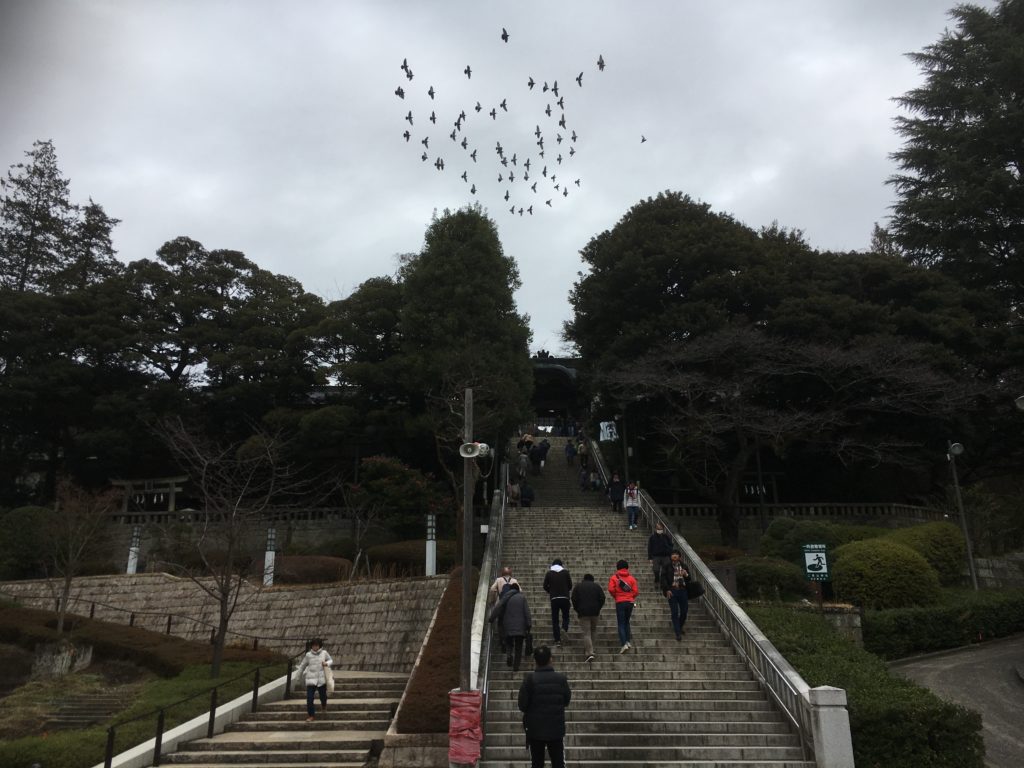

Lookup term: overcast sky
[0,0,976,353]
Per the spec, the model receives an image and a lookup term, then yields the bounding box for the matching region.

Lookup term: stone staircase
[162,672,405,767]
[482,458,814,768]
[44,691,125,730]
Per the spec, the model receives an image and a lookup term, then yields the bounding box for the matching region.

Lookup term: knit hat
[552,558,563,566]
[616,559,628,570]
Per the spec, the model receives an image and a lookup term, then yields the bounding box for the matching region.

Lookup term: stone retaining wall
[974,553,1024,588]
[0,573,446,673]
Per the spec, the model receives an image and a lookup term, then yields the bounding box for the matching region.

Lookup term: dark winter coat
[543,565,573,601]
[647,531,674,559]
[491,590,532,637]
[570,580,606,617]
[518,666,572,740]
[660,560,690,592]
[607,479,625,502]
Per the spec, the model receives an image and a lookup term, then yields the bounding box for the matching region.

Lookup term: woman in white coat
[297,638,333,721]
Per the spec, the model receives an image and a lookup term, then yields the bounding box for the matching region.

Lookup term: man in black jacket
[542,558,573,646]
[570,573,605,662]
[518,645,572,768]
[647,521,674,585]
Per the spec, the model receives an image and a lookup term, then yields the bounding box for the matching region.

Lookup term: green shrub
[696,545,746,562]
[745,603,984,768]
[394,566,477,733]
[0,506,49,579]
[274,555,352,584]
[864,588,1024,659]
[730,557,814,601]
[832,539,941,609]
[883,522,965,585]
[760,519,884,565]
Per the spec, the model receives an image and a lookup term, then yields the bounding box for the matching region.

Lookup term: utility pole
[460,388,473,691]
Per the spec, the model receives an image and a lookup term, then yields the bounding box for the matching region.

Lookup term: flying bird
[435,157,444,170]
[509,171,515,182]
[641,135,647,143]
[574,178,580,186]
[401,58,408,71]
[597,54,605,71]
[450,129,457,141]
[501,27,509,42]
[523,170,529,181]
[461,137,468,149]
[470,183,477,194]
[501,157,508,167]
[559,113,566,128]
[571,130,577,142]
[489,108,497,119]
[527,76,535,89]
[557,96,565,109]
[576,71,583,87]
[421,152,428,161]
[405,111,413,125]
[428,86,435,100]
[464,65,472,79]
[542,81,549,92]
[569,146,576,157]
[500,98,507,111]
[429,111,437,124]
[475,101,482,112]
[518,207,524,216]
[556,134,563,145]
[395,86,405,99]
[535,125,542,138]
[551,80,559,96]
[498,173,504,182]
[405,67,414,81]
[510,204,515,214]
[556,154,562,164]
[421,136,429,148]
[495,141,503,155]
[470,149,478,162]
[511,153,517,165]
[524,158,531,170]
[504,190,510,201]
[461,171,468,181]
[563,188,568,197]
[545,199,552,207]
[527,205,533,215]
[545,104,552,117]
[403,130,410,142]
[531,182,537,192]
[542,165,548,177]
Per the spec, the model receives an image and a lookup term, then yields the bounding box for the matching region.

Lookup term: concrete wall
[974,553,1024,589]
[1,573,447,673]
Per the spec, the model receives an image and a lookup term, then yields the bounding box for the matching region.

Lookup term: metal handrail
[102,650,302,768]
[475,460,509,762]
[588,437,816,760]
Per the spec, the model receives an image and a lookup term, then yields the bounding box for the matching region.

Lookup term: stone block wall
[973,553,1024,588]
[0,573,446,673]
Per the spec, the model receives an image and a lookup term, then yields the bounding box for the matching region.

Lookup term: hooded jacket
[543,563,573,600]
[608,567,639,603]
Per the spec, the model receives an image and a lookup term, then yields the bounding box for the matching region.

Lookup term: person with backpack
[543,558,573,646]
[570,573,606,662]
[608,559,640,654]
[489,566,520,604]
[518,645,571,768]
[647,521,674,585]
[489,582,532,671]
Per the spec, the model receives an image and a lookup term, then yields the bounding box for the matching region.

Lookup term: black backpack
[616,576,632,593]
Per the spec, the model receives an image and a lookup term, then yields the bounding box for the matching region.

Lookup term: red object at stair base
[448,689,482,765]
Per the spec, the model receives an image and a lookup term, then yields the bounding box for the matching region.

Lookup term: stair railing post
[104,726,115,768]
[153,709,165,766]
[285,658,292,699]
[207,687,219,738]
[251,667,261,712]
[166,614,172,634]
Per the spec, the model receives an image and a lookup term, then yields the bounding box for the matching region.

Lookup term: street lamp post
[947,442,979,591]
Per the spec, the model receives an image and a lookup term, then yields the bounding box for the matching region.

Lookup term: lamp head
[948,442,965,457]
[1016,394,1024,412]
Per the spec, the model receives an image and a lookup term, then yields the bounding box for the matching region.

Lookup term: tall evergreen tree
[888,0,1024,313]
[0,140,76,293]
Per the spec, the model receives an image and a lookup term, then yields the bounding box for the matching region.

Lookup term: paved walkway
[890,634,1024,768]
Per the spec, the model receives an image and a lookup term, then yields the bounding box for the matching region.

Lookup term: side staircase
[483,453,815,768]
[162,672,405,767]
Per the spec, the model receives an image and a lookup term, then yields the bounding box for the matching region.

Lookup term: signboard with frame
[802,543,830,582]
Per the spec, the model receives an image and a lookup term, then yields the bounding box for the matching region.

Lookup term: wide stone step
[489,698,775,712]
[270,698,397,711]
[241,711,391,724]
[482,745,807,762]
[182,737,376,752]
[495,706,788,723]
[487,732,801,748]
[229,720,389,732]
[480,760,813,768]
[487,719,793,734]
[164,750,366,764]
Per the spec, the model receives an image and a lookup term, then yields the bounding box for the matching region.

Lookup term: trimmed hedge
[883,522,965,586]
[864,588,1024,659]
[0,605,280,677]
[368,539,459,574]
[759,518,884,564]
[832,539,941,609]
[730,557,814,601]
[394,566,477,733]
[745,603,984,768]
[274,555,353,584]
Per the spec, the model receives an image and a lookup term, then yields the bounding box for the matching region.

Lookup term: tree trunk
[57,572,73,634]
[211,595,229,678]
[716,501,741,548]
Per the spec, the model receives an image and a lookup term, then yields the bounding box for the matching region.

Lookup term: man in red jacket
[608,559,640,654]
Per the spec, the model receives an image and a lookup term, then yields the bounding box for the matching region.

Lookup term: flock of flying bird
[394,27,614,217]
